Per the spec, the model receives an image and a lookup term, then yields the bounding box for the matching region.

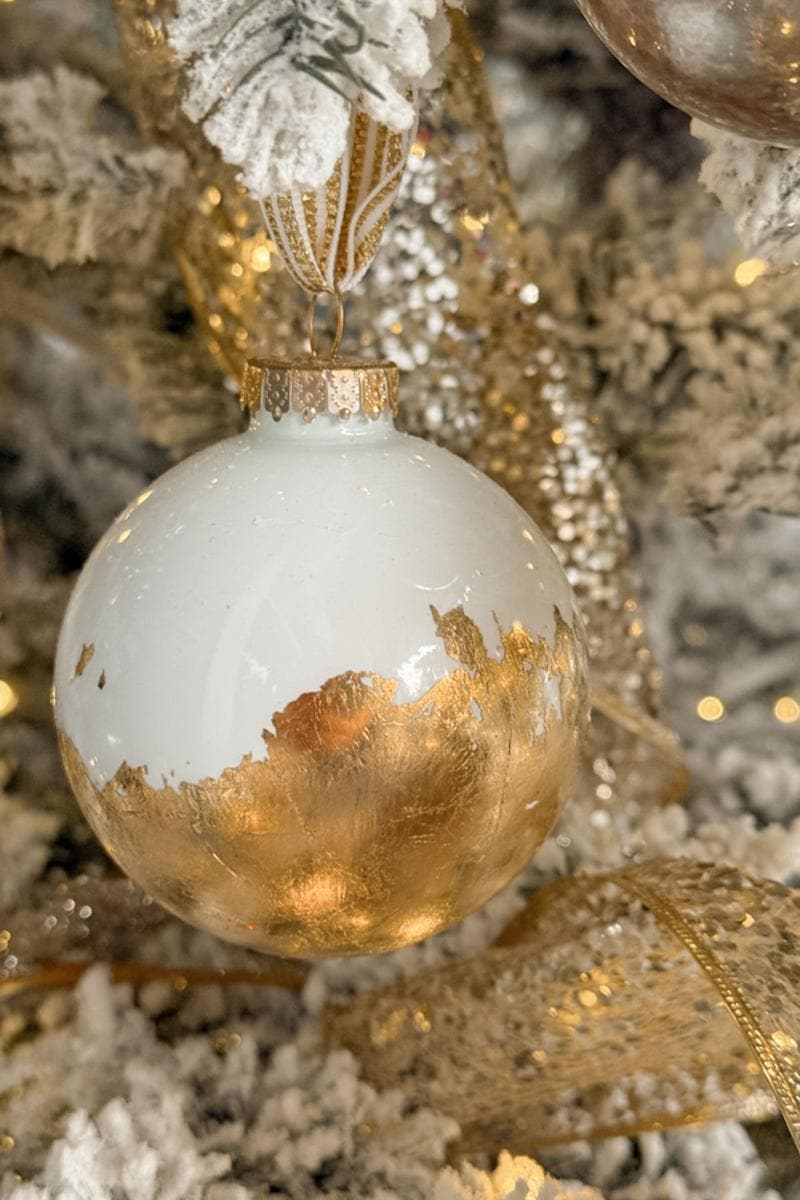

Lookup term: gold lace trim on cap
[240,357,400,424]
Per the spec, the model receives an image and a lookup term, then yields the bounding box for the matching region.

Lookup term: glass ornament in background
[575,0,800,146]
[53,355,588,958]
[112,2,687,834]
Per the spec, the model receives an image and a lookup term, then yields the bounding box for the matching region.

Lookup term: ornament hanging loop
[306,288,345,360]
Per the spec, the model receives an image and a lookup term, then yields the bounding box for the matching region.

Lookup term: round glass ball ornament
[54,359,588,959]
[576,0,800,145]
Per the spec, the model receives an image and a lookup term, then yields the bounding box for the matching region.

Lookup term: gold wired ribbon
[3,862,800,1157]
[326,859,800,1155]
[0,877,305,1006]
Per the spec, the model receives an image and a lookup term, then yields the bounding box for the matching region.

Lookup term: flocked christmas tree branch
[2,4,800,1196]
[169,0,458,193]
[694,119,800,273]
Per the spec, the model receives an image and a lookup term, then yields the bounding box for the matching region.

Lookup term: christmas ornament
[576,0,800,146]
[54,353,588,959]
[54,7,590,962]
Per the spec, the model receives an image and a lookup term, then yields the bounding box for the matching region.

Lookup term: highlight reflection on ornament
[576,0,800,145]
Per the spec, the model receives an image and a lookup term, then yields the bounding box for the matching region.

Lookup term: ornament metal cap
[241,356,400,425]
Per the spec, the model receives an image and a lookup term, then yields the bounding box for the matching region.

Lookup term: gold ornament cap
[241,357,400,425]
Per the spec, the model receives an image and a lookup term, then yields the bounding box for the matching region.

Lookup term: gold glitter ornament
[576,0,800,146]
[54,358,589,959]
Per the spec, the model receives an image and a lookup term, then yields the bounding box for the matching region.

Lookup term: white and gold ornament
[54,27,588,958]
[54,354,588,958]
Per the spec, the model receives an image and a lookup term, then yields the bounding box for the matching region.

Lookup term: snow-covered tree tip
[168,0,458,196]
[694,119,800,273]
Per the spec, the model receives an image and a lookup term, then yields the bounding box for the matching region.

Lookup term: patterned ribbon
[261,105,416,297]
[326,860,800,1156]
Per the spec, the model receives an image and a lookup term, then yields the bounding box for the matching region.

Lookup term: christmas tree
[2,2,800,1196]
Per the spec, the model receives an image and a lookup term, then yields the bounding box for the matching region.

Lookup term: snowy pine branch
[0,68,185,269]
[693,119,800,272]
[522,163,800,521]
[168,0,457,194]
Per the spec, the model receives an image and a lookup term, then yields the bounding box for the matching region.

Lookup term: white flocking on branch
[168,0,458,196]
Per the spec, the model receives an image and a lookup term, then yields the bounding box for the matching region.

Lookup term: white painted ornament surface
[56,412,577,787]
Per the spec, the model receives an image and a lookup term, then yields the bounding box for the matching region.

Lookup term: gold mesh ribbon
[0,877,305,1015]
[327,860,800,1155]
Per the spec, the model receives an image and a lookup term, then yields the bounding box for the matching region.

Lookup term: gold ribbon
[0,877,305,1020]
[6,864,800,1161]
[4,862,799,1157]
[326,860,800,1155]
